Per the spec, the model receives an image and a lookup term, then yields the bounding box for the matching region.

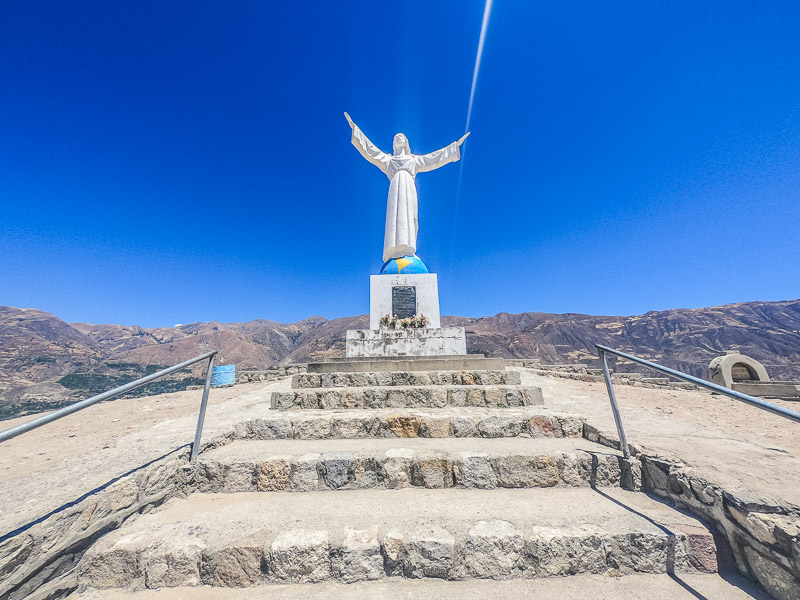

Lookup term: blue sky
[1,1,798,327]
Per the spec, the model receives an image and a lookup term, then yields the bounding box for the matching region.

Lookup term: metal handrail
[0,350,218,463]
[595,344,800,459]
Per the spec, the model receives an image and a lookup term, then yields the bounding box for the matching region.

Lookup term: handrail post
[598,348,631,458]
[190,354,216,463]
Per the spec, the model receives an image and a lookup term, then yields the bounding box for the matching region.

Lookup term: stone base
[346,328,467,358]
[732,381,800,399]
[307,355,505,373]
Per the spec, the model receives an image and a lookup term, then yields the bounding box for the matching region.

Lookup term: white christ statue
[345,112,470,263]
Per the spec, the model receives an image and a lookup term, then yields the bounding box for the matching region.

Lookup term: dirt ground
[0,382,287,484]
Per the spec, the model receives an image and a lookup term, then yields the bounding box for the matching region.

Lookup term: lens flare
[465,0,494,134]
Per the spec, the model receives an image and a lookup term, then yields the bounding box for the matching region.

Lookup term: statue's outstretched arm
[345,112,389,173]
[415,131,470,173]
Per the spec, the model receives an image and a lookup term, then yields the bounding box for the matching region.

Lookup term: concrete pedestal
[346,327,467,358]
[370,273,440,329]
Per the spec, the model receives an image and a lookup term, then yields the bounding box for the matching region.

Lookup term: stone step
[231,408,583,441]
[307,355,506,373]
[77,487,718,590]
[71,572,766,600]
[194,437,628,493]
[292,370,520,389]
[271,385,543,411]
[293,370,520,389]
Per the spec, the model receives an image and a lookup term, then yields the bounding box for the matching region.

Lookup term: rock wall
[584,423,800,600]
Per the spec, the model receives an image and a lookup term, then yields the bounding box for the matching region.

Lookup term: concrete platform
[270,385,544,410]
[69,573,769,600]
[193,437,628,492]
[307,355,505,373]
[76,487,718,590]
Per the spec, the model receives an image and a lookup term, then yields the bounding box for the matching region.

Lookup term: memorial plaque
[392,286,417,319]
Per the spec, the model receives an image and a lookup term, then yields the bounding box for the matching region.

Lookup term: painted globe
[380,255,429,275]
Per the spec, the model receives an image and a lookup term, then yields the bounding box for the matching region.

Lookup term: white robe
[350,125,461,262]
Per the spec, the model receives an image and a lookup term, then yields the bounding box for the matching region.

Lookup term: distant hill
[1,299,799,419]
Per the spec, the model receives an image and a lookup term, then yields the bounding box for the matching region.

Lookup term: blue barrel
[211,365,236,386]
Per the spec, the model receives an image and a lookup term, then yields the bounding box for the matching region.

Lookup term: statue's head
[393,133,410,155]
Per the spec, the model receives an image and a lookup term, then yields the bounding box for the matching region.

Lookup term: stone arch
[708,352,770,388]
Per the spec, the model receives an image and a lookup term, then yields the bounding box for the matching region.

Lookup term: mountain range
[1,299,799,419]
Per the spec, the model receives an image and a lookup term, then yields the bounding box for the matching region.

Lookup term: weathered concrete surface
[271,385,544,410]
[76,487,717,589]
[194,437,626,492]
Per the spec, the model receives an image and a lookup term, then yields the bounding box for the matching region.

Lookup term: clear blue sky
[1,2,798,327]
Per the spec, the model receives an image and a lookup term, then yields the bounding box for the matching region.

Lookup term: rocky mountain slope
[1,299,798,419]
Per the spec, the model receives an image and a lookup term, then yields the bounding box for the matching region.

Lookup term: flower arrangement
[379,313,429,329]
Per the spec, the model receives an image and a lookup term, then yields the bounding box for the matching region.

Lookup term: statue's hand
[344,112,355,129]
[457,131,471,146]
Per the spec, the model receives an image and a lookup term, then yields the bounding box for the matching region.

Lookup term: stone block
[247,418,293,440]
[386,415,421,437]
[454,451,497,489]
[269,529,330,583]
[478,415,523,438]
[290,453,321,492]
[320,452,355,490]
[342,389,366,408]
[555,452,592,487]
[485,387,504,406]
[271,392,295,410]
[411,451,454,488]
[298,391,320,410]
[293,417,331,440]
[144,542,203,588]
[525,528,606,576]
[330,415,366,438]
[353,455,382,489]
[467,388,486,407]
[449,387,467,407]
[319,390,342,409]
[222,462,256,493]
[334,527,384,582]
[383,448,414,488]
[463,520,524,579]
[452,416,479,437]
[258,457,292,492]
[398,526,455,579]
[420,415,450,438]
[381,529,405,575]
[429,387,448,407]
[493,455,560,488]
[78,549,141,589]
[202,535,267,587]
[528,416,555,437]
[605,533,669,573]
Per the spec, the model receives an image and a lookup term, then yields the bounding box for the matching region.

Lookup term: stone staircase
[72,358,728,597]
